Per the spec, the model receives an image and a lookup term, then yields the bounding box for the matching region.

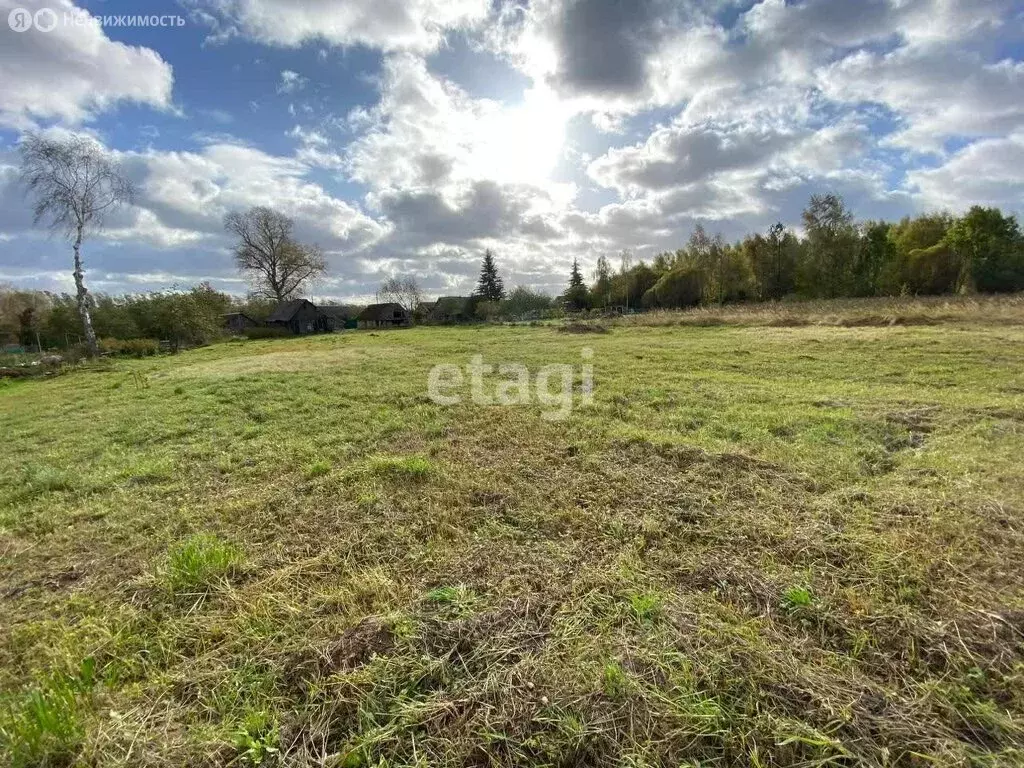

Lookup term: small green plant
[782,585,814,611]
[425,584,476,614]
[368,455,433,481]
[628,591,664,624]
[305,460,331,479]
[163,534,242,593]
[22,465,74,497]
[233,710,279,766]
[0,658,96,768]
[426,585,465,604]
[602,661,628,699]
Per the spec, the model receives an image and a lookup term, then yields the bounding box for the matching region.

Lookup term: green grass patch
[162,534,243,594]
[2,299,1024,766]
[367,454,433,481]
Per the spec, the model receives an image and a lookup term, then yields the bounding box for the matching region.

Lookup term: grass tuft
[305,460,332,479]
[162,533,243,594]
[0,659,95,768]
[368,454,433,481]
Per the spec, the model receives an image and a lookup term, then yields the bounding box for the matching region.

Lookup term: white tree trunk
[72,226,98,356]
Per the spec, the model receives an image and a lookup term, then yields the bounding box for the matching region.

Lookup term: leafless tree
[376,276,422,314]
[224,206,327,302]
[19,133,134,356]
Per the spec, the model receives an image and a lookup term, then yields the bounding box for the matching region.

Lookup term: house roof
[357,303,406,321]
[267,299,312,323]
[433,296,470,314]
[318,305,355,319]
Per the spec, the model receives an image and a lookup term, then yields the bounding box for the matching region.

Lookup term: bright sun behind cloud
[467,88,569,186]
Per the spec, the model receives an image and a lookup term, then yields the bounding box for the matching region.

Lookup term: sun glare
[470,88,568,186]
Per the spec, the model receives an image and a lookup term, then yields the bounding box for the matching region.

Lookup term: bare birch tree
[19,133,134,356]
[224,206,327,302]
[376,276,422,314]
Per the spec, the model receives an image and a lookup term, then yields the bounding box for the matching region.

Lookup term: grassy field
[2,305,1023,766]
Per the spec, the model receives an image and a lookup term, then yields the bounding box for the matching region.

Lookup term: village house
[430,296,472,324]
[222,312,261,334]
[357,303,410,329]
[266,299,330,335]
[318,305,358,331]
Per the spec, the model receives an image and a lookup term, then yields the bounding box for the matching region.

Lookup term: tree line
[8,133,1024,353]
[560,195,1024,311]
[0,283,277,352]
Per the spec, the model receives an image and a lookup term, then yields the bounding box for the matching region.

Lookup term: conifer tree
[564,258,589,310]
[475,249,505,301]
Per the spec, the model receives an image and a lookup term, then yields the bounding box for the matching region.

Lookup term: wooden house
[356,303,410,329]
[266,299,330,334]
[222,312,261,334]
[318,305,359,330]
[430,296,472,324]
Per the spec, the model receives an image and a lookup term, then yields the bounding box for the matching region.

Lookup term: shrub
[163,534,242,593]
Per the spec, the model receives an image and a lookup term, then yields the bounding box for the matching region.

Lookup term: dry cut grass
[1,311,1023,766]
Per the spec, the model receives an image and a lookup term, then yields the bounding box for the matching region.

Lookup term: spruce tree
[475,249,505,301]
[565,258,589,310]
[569,258,585,287]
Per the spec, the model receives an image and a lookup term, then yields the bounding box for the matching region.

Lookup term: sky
[0,0,1022,303]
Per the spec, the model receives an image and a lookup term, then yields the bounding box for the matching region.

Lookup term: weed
[782,585,814,611]
[628,591,664,624]
[368,454,433,481]
[20,465,74,497]
[0,659,95,768]
[162,534,242,593]
[305,460,331,478]
[602,661,628,699]
[233,710,280,766]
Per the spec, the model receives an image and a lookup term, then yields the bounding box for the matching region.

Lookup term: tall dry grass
[610,293,1024,328]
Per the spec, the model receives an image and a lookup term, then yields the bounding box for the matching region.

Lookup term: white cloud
[276,69,308,94]
[345,54,573,196]
[186,0,489,52]
[818,48,1024,151]
[0,0,174,129]
[905,134,1024,212]
[121,141,389,252]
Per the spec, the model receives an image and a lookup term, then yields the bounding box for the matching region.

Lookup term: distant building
[222,312,261,334]
[430,296,472,324]
[414,301,436,323]
[266,299,330,334]
[318,305,359,331]
[357,303,410,329]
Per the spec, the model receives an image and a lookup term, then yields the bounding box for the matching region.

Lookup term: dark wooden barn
[222,312,261,334]
[356,303,410,329]
[430,296,472,324]
[318,305,359,331]
[266,299,330,335]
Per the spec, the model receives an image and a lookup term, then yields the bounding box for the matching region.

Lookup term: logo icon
[34,7,57,32]
[8,7,32,31]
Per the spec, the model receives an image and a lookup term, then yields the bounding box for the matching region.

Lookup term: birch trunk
[72,225,98,356]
